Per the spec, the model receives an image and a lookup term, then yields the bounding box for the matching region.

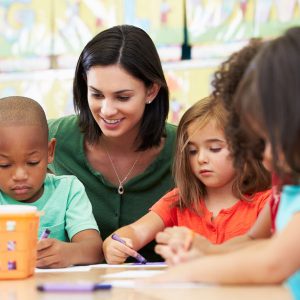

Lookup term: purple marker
[39,228,51,240]
[111,233,147,264]
[132,261,166,266]
[37,282,112,292]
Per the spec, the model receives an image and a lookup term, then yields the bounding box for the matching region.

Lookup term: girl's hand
[156,226,194,251]
[155,226,210,265]
[102,236,138,264]
[155,226,196,262]
[36,238,72,268]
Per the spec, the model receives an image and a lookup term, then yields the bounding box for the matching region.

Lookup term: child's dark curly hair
[211,38,271,193]
[212,38,262,110]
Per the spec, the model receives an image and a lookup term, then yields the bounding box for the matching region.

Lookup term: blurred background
[0,0,299,123]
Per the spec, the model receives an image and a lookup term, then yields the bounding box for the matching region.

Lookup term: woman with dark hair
[48,25,176,262]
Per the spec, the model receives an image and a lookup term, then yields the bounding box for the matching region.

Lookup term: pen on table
[37,282,112,292]
[111,233,147,264]
[39,228,51,240]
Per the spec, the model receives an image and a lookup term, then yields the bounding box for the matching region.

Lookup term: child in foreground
[155,38,279,264]
[0,96,103,268]
[148,26,300,285]
[102,96,271,264]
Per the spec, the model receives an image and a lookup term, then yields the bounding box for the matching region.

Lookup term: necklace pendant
[118,184,124,195]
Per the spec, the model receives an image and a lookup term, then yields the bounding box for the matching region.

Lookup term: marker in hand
[111,233,147,264]
[39,228,51,240]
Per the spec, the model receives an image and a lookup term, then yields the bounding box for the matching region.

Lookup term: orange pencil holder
[0,205,40,279]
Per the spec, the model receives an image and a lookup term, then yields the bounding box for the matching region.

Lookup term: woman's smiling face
[87,64,158,140]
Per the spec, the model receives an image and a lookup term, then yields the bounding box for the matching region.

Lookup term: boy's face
[0,125,55,203]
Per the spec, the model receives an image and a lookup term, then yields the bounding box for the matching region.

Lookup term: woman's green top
[48,115,177,262]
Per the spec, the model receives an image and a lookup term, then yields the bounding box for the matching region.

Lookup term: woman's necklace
[103,144,141,195]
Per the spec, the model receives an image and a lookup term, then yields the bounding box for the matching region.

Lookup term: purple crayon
[37,282,112,292]
[111,233,147,264]
[39,228,51,240]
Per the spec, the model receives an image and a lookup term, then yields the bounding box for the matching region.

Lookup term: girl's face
[261,136,289,174]
[262,139,273,171]
[249,120,273,172]
[187,120,236,190]
[86,65,159,140]
[241,108,273,172]
[247,118,290,174]
[0,125,55,203]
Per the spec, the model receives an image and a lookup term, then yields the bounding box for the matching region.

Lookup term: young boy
[0,96,103,268]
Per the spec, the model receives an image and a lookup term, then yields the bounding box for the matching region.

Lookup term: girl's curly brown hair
[212,38,262,110]
[211,38,271,193]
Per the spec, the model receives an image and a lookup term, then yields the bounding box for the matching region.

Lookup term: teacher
[48,25,177,261]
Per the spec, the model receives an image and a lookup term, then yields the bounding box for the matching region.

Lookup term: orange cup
[0,205,40,279]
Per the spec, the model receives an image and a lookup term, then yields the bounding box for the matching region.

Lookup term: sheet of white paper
[35,265,92,273]
[101,270,164,278]
[102,280,136,288]
[102,280,209,289]
[92,262,167,269]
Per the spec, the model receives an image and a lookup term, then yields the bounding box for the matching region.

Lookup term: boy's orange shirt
[150,188,272,244]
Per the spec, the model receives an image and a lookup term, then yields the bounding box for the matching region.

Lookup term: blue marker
[39,228,51,240]
[111,233,147,264]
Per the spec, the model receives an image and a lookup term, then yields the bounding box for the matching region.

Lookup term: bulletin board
[187,0,300,45]
[0,0,52,58]
[53,0,184,62]
[0,0,299,122]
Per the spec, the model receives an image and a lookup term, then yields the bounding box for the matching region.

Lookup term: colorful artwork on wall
[187,0,300,45]
[53,0,184,67]
[0,0,52,58]
[1,0,299,121]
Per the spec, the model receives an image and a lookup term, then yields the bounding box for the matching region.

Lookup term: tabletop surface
[0,264,293,300]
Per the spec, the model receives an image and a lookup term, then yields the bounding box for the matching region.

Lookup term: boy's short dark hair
[0,96,48,141]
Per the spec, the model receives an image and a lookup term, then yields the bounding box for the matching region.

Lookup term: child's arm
[36,229,102,268]
[155,200,273,264]
[103,211,165,264]
[149,212,300,284]
[36,176,103,268]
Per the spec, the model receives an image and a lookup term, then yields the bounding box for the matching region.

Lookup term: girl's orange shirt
[150,188,272,244]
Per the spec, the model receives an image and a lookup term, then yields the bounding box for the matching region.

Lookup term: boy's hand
[103,236,138,264]
[36,238,72,268]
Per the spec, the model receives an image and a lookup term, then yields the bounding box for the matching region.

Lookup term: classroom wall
[0,0,299,124]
